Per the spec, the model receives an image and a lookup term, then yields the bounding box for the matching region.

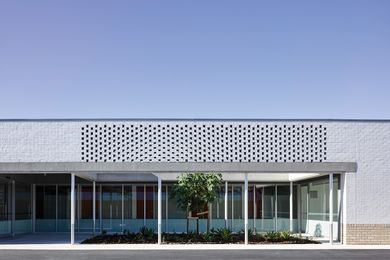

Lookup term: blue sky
[0,0,389,119]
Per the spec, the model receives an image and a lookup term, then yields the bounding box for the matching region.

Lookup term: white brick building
[0,119,389,244]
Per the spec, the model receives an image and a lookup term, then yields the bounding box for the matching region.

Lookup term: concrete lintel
[0,162,357,174]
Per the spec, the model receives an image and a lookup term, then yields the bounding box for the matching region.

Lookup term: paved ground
[0,250,390,260]
[0,233,92,244]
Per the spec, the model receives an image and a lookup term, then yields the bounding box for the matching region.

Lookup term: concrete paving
[0,233,92,244]
[0,250,390,260]
[0,233,390,251]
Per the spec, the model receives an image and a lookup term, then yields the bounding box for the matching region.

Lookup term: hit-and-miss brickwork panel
[81,123,327,163]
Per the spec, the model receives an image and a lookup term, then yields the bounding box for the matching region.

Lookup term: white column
[244,173,248,245]
[70,173,76,245]
[289,181,293,233]
[253,185,256,231]
[224,181,228,228]
[341,173,347,244]
[157,174,162,244]
[11,180,15,237]
[93,181,96,235]
[275,185,278,231]
[297,184,301,234]
[329,173,334,244]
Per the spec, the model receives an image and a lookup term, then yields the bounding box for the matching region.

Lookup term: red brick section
[346,224,390,245]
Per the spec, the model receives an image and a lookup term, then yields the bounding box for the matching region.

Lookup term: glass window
[145,186,155,219]
[102,186,122,219]
[123,186,133,219]
[15,184,31,220]
[248,186,254,219]
[212,185,225,219]
[36,185,56,219]
[277,186,289,218]
[167,186,186,219]
[136,186,144,219]
[254,186,263,219]
[232,185,243,219]
[81,186,93,219]
[0,183,8,221]
[263,186,275,219]
[58,186,70,219]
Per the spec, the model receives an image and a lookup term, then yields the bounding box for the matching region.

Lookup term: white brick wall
[0,119,389,225]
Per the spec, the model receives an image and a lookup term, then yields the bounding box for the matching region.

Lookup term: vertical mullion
[253,184,256,231]
[165,185,168,233]
[121,185,124,232]
[224,181,228,228]
[56,184,58,232]
[143,184,146,227]
[99,184,102,232]
[11,180,15,237]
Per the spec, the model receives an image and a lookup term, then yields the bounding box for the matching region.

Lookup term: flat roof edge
[0,118,389,123]
[0,162,358,173]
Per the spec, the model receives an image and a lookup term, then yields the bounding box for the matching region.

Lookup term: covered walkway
[0,162,356,245]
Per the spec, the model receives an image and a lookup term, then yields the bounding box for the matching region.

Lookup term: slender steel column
[224,181,228,228]
[93,181,96,235]
[244,173,248,245]
[297,184,301,234]
[329,173,334,245]
[289,181,293,232]
[275,185,278,231]
[253,185,256,231]
[157,174,162,244]
[70,173,76,245]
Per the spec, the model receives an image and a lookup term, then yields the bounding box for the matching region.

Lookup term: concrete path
[0,250,390,260]
[0,243,390,250]
[0,233,390,251]
[0,233,91,244]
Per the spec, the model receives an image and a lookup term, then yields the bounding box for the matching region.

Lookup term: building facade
[0,119,389,245]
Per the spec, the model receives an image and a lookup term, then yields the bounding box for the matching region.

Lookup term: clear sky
[0,0,389,119]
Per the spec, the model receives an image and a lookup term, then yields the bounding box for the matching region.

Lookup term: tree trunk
[186,210,189,234]
[206,204,210,233]
[196,218,199,235]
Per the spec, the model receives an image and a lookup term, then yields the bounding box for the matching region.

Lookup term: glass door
[101,186,122,232]
[0,183,10,235]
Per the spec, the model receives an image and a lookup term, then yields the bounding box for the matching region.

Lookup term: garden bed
[81,228,320,244]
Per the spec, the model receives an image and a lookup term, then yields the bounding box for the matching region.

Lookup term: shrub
[213,228,233,243]
[280,231,292,240]
[265,231,280,242]
[139,226,155,241]
[202,232,214,243]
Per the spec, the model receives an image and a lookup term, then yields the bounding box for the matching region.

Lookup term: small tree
[171,172,222,234]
